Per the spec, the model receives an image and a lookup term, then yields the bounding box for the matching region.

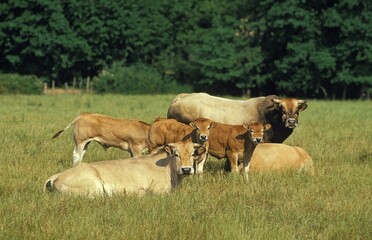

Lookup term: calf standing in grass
[208,122,271,174]
[52,113,150,166]
[148,118,216,174]
[44,141,206,196]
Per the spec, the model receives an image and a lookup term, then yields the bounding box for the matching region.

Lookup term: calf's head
[164,141,206,175]
[189,118,217,143]
[243,122,272,145]
[272,98,307,129]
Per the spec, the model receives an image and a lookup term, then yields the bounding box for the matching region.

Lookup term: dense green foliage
[0,0,371,98]
[0,73,43,94]
[0,95,371,239]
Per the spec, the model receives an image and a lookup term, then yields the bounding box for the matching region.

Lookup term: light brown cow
[52,113,150,166]
[167,93,307,143]
[148,118,216,174]
[44,141,206,196]
[208,122,271,174]
[248,143,314,175]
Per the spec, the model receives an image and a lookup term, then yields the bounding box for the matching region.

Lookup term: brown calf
[208,122,271,174]
[52,113,150,166]
[148,118,216,174]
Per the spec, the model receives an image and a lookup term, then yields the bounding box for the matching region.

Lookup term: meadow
[0,94,371,240]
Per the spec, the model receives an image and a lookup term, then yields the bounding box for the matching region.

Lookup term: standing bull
[167,93,307,143]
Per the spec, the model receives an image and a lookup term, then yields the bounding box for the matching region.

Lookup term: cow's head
[189,118,217,143]
[164,141,206,175]
[272,98,307,129]
[243,122,271,145]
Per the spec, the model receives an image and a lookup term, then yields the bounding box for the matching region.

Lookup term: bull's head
[164,141,206,175]
[189,118,217,143]
[272,98,307,129]
[243,122,272,145]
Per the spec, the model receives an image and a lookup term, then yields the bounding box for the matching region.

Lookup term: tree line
[0,0,371,98]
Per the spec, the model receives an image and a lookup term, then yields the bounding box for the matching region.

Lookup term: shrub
[93,63,191,94]
[0,74,43,94]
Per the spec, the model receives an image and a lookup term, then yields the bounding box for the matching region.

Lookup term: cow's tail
[51,117,78,139]
[44,174,59,192]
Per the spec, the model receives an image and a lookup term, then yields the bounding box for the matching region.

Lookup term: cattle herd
[44,93,314,197]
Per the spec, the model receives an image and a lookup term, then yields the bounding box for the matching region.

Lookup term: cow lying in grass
[44,141,206,197]
[208,122,271,174]
[148,118,216,174]
[248,143,314,175]
[52,113,150,166]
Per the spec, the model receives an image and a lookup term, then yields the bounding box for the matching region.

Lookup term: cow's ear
[271,98,281,111]
[189,122,196,128]
[164,145,174,155]
[264,124,272,130]
[298,100,308,111]
[210,122,217,128]
[194,146,206,156]
[243,123,249,129]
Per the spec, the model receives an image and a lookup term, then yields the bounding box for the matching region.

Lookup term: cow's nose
[200,135,207,141]
[256,138,262,143]
[286,118,297,128]
[181,167,192,175]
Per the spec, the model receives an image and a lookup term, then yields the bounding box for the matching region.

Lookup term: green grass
[0,94,371,240]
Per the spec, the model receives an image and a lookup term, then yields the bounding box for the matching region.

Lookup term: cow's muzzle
[180,167,193,175]
[199,135,208,142]
[285,118,297,129]
[252,138,262,145]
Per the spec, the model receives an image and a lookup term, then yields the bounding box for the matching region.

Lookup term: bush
[0,74,43,94]
[93,63,191,94]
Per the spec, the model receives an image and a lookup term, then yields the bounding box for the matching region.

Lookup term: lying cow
[208,122,271,174]
[248,143,314,175]
[148,118,216,174]
[167,93,307,143]
[52,113,150,166]
[44,141,206,196]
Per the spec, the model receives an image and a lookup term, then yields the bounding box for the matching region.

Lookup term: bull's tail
[170,93,189,105]
[44,173,59,192]
[51,117,78,139]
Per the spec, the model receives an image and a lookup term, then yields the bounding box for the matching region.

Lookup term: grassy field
[0,94,371,240]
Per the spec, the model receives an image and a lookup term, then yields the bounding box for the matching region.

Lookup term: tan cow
[52,113,150,166]
[208,122,271,174]
[148,118,216,174]
[44,141,206,196]
[167,93,308,143]
[248,143,314,175]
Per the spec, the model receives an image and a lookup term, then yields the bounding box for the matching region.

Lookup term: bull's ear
[298,100,308,111]
[189,122,196,128]
[271,98,281,111]
[264,124,272,130]
[194,146,206,156]
[164,145,174,155]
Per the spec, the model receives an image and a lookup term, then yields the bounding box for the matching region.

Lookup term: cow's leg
[73,141,91,166]
[130,145,143,157]
[226,151,239,172]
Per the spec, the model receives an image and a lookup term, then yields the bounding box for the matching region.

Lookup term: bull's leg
[73,141,90,166]
[226,151,239,172]
[194,153,208,174]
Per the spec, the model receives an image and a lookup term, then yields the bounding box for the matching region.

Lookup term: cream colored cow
[44,141,206,196]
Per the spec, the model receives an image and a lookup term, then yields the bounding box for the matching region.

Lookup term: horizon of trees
[0,0,371,98]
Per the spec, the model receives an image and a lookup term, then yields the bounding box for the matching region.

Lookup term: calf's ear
[210,122,217,128]
[298,100,308,111]
[194,146,206,156]
[264,124,272,130]
[189,122,196,128]
[164,145,174,155]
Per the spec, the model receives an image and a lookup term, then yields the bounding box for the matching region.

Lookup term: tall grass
[0,94,371,239]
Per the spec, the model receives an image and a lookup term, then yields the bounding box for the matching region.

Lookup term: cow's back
[167,93,264,125]
[249,143,314,174]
